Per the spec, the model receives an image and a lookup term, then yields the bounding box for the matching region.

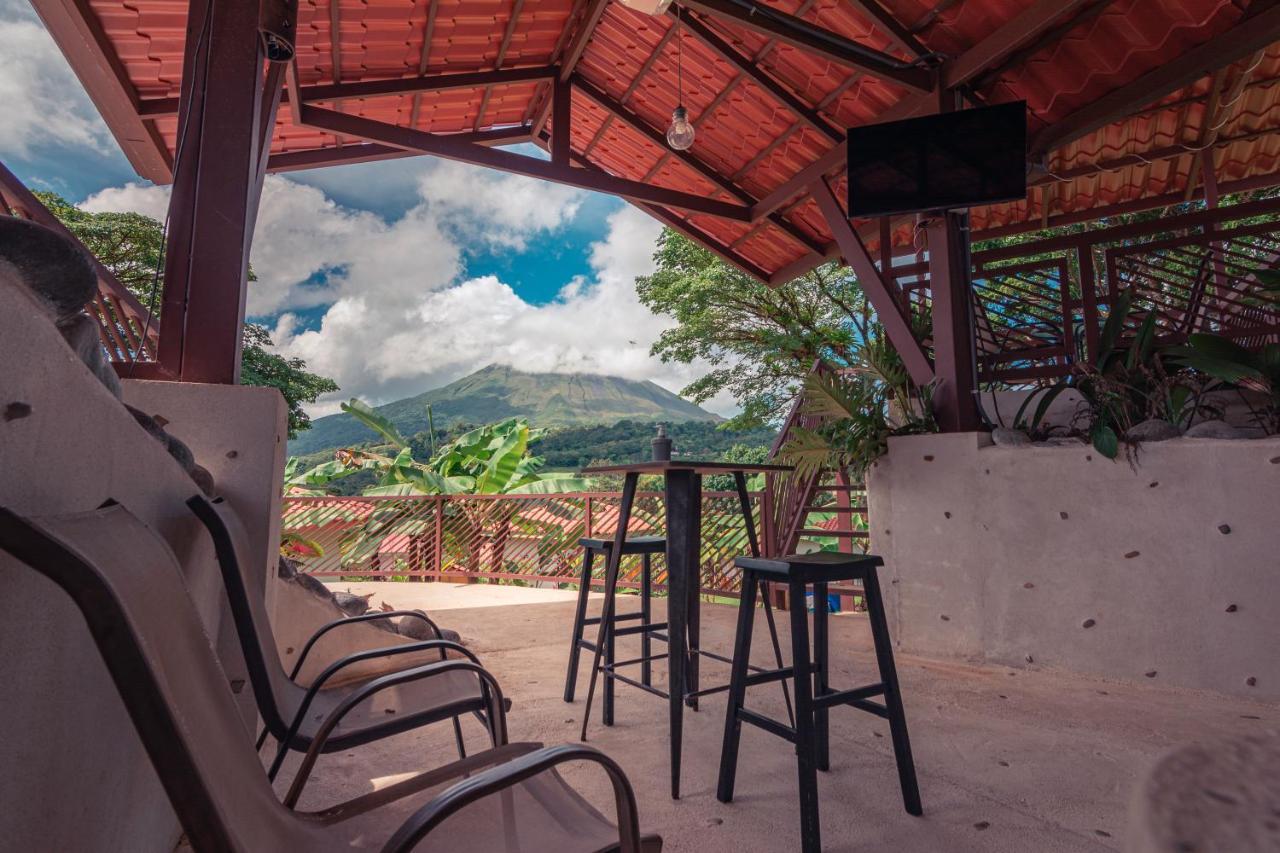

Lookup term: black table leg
[813,580,830,772]
[686,473,702,711]
[664,469,697,799]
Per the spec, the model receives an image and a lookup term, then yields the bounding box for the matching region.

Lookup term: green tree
[240,324,338,437]
[636,230,873,427]
[36,191,338,437]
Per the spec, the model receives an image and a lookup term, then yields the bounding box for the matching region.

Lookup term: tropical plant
[1013,291,1229,458]
[284,402,589,575]
[777,329,937,482]
[1168,333,1280,434]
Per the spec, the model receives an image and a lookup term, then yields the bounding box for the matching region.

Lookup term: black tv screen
[846,101,1027,218]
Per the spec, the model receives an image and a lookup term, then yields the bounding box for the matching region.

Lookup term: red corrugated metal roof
[41,0,1280,283]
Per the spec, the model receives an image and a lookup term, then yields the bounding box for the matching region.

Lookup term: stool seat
[734,551,882,582]
[579,535,667,554]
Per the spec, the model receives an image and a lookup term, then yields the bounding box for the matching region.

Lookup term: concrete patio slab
[278,588,1278,853]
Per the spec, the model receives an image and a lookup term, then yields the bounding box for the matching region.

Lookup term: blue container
[804,591,842,614]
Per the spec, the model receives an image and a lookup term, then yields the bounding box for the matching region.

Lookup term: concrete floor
[284,583,1278,852]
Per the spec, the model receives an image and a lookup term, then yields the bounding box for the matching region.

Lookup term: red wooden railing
[0,159,160,369]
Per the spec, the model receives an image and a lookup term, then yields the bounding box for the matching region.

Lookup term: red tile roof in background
[39,0,1280,283]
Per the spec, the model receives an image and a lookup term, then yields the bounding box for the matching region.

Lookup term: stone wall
[0,279,286,851]
[867,431,1280,699]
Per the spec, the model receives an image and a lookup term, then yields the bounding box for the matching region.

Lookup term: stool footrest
[739,707,796,744]
[602,651,669,671]
[814,683,885,711]
[605,670,669,700]
[745,666,795,687]
[614,621,669,638]
[583,611,646,627]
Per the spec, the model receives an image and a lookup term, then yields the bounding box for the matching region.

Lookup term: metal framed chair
[0,501,661,853]
[187,494,507,783]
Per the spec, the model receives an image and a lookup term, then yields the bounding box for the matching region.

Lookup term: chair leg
[760,580,796,728]
[864,569,923,817]
[812,580,830,773]
[641,551,653,688]
[716,574,758,804]
[452,715,467,759]
[563,547,595,702]
[788,579,821,853]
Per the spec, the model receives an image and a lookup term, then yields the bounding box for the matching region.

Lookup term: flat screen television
[846,100,1028,218]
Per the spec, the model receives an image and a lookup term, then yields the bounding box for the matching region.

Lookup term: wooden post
[927,211,982,431]
[158,0,287,382]
[432,495,444,581]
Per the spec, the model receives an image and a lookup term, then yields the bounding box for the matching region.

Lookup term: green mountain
[289,364,721,456]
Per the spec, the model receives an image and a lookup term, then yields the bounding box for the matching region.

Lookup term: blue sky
[0,0,734,418]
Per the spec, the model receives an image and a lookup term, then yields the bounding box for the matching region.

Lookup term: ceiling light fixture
[665,5,695,151]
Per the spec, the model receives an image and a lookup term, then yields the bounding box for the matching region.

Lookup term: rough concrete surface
[868,431,1280,700]
[275,589,1278,853]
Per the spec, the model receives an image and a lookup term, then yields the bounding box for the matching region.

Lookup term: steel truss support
[157,0,292,383]
[298,105,753,220]
[811,179,933,386]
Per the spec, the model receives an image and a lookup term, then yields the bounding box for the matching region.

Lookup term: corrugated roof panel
[55,0,1280,282]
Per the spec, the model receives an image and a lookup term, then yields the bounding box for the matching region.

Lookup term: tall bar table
[577,460,794,799]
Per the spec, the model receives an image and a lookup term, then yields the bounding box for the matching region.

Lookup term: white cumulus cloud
[80,164,734,419]
[0,11,113,157]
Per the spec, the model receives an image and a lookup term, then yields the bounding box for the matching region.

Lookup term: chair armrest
[289,610,445,681]
[268,639,481,780]
[284,659,509,807]
[379,744,643,853]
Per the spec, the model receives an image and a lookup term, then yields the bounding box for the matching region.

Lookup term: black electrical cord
[130,0,216,372]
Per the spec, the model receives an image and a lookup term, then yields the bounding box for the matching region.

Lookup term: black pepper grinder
[651,424,672,461]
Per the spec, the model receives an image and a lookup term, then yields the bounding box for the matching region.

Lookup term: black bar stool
[563,535,668,724]
[717,552,922,853]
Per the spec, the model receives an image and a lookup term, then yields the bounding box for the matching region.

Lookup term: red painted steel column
[927,211,982,431]
[158,0,275,383]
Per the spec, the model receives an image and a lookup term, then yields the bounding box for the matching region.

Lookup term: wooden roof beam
[676,10,844,143]
[300,105,753,220]
[138,65,560,118]
[680,0,934,91]
[266,126,533,172]
[1030,2,1280,155]
[30,0,172,182]
[812,178,933,384]
[474,0,527,131]
[845,0,928,58]
[572,77,825,254]
[942,0,1096,88]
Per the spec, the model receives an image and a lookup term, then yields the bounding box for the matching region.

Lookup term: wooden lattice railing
[898,195,1280,384]
[0,159,159,366]
[282,490,768,597]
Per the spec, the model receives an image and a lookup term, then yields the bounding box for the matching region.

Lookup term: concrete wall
[867,431,1280,700]
[0,280,286,851]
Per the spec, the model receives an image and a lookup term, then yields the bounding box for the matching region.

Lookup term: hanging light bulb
[666,4,694,151]
[667,106,695,150]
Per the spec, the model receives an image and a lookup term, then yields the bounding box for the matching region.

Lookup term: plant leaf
[1090,423,1119,459]
[340,399,408,449]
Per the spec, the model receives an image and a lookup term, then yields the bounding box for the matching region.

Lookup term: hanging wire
[676,3,683,109]
[130,0,217,371]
